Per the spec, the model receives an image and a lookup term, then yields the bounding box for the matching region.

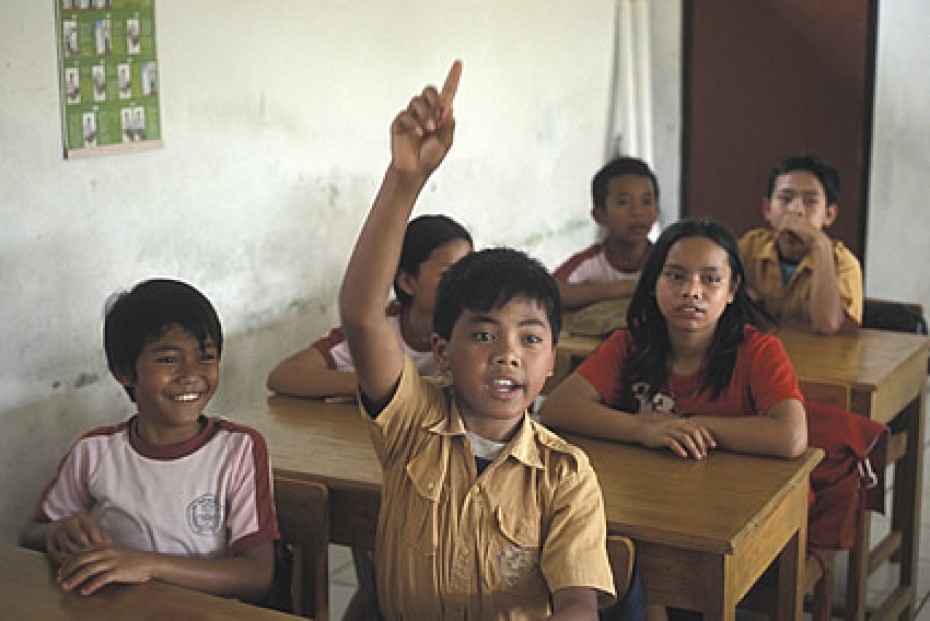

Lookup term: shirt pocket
[401,452,442,554]
[483,505,547,598]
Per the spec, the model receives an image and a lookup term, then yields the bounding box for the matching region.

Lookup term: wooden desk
[234,397,821,620]
[552,327,929,621]
[570,436,821,620]
[0,545,297,620]
[779,329,928,621]
[238,397,381,550]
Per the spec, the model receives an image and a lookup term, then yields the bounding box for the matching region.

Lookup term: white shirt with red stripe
[553,241,648,284]
[35,416,278,557]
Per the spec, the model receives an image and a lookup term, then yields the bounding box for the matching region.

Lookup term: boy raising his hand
[339,61,615,619]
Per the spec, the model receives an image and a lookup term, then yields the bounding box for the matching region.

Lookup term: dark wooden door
[681,0,877,258]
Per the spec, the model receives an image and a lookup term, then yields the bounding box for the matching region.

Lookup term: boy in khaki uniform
[339,61,615,619]
[739,154,862,334]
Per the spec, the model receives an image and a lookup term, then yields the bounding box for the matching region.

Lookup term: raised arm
[339,61,462,409]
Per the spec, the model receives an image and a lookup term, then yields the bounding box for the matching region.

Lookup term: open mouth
[489,377,523,398]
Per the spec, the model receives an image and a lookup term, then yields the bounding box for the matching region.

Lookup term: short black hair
[765,154,840,205]
[591,156,660,209]
[394,215,473,306]
[432,248,561,343]
[104,278,223,401]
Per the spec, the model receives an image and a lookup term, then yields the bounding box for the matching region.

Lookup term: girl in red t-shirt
[541,218,807,461]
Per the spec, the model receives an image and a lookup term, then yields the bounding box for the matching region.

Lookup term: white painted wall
[0,0,615,542]
[866,0,930,314]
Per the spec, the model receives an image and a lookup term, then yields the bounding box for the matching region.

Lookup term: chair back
[862,297,927,334]
[274,477,330,620]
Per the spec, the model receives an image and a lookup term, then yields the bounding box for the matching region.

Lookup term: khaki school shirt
[739,227,863,329]
[364,356,615,620]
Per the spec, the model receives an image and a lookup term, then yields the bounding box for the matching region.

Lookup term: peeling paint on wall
[519,217,590,249]
[74,372,100,388]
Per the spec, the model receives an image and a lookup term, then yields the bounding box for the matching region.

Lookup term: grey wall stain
[74,372,100,388]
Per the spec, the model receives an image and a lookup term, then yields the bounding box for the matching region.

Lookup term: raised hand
[389,60,462,178]
[46,512,112,565]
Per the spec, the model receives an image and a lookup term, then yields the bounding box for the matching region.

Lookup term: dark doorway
[681,0,877,258]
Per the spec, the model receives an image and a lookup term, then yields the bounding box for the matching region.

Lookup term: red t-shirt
[577,326,802,417]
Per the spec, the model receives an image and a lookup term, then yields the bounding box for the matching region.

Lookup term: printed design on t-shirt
[187,493,222,535]
[631,381,676,414]
[497,543,538,587]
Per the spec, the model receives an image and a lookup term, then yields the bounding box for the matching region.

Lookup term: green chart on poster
[57,0,163,158]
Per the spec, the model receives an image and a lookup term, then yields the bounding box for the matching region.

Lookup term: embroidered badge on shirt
[187,494,222,535]
[497,544,538,587]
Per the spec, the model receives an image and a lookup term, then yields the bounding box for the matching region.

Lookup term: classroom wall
[865,0,930,312]
[0,0,618,542]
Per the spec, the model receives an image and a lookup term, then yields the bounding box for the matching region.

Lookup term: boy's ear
[431,334,452,372]
[761,198,776,226]
[396,270,416,298]
[591,206,607,226]
[823,203,838,228]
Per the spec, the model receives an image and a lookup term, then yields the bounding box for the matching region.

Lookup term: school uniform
[35,416,278,556]
[739,228,863,328]
[365,356,615,620]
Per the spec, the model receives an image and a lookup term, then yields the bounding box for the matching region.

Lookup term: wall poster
[56,0,163,158]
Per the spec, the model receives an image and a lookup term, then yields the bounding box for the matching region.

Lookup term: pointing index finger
[440,59,463,108]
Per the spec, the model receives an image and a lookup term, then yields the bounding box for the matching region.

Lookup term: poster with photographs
[56,0,163,158]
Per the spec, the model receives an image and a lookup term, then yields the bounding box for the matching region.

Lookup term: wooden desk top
[234,397,820,556]
[0,545,297,621]
[240,396,382,491]
[778,328,928,421]
[566,434,821,554]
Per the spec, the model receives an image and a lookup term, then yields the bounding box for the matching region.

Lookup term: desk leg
[849,387,926,621]
[889,392,925,621]
[773,529,804,621]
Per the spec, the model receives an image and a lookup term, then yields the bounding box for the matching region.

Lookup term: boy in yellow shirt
[739,154,862,333]
[339,61,615,619]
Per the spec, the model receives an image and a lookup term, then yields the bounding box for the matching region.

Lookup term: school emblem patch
[497,544,538,587]
[187,494,222,535]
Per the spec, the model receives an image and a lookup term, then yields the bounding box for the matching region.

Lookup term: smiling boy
[21,279,277,602]
[739,154,862,333]
[339,61,615,619]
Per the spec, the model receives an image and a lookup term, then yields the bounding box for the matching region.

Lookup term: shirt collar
[425,391,545,470]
